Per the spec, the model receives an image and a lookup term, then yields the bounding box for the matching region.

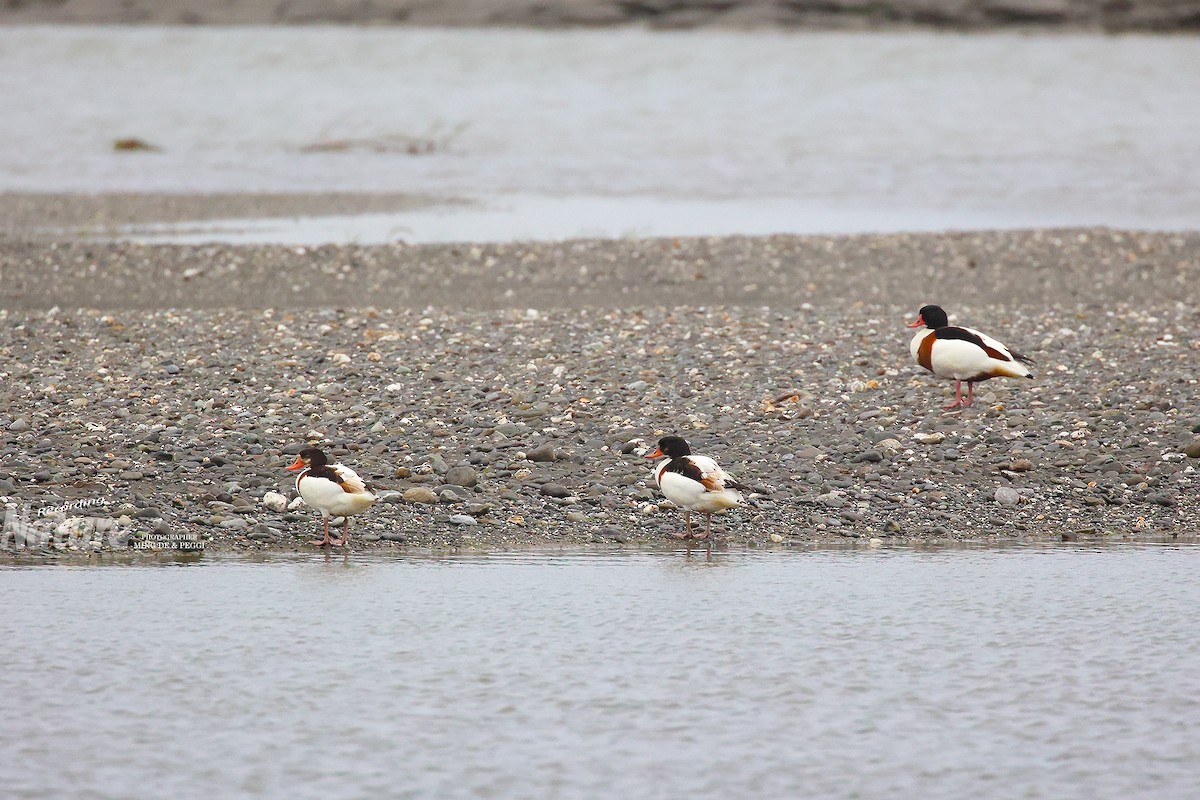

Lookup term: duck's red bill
[645,447,664,459]
[285,456,305,471]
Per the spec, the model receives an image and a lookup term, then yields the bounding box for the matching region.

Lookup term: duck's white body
[654,456,743,514]
[910,327,1033,382]
[296,464,376,518]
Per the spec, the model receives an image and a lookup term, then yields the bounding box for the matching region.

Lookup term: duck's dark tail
[728,479,771,495]
[1011,349,1037,367]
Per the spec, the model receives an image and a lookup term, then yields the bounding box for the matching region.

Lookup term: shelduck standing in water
[908,304,1035,410]
[645,436,747,542]
[285,447,376,547]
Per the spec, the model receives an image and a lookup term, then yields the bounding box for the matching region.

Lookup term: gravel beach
[3,0,1199,31]
[1,201,1197,555]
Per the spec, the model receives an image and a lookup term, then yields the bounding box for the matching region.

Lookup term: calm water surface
[2,28,1199,241]
[3,543,1200,799]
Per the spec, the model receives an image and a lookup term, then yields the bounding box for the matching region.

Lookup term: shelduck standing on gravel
[645,436,747,542]
[285,447,376,547]
[908,304,1035,410]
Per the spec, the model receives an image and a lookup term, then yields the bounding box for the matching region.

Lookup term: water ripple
[3,545,1199,799]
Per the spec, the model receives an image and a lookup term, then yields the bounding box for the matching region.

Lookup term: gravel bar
[3,0,1198,32]
[1,226,1198,556]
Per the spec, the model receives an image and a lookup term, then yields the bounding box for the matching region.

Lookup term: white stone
[995,487,1021,506]
[262,491,288,512]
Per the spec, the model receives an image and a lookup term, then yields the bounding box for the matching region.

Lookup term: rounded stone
[402,487,439,504]
[995,487,1021,506]
[526,443,557,463]
[261,491,288,512]
[445,465,478,487]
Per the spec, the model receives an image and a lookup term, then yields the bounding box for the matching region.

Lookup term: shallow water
[4,543,1200,799]
[3,28,1200,241]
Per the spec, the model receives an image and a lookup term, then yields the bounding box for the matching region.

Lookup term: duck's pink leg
[670,510,692,540]
[330,518,347,547]
[963,381,976,407]
[942,380,964,410]
[311,516,331,546]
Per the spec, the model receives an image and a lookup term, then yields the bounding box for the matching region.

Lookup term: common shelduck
[645,436,746,542]
[285,447,376,546]
[908,304,1035,410]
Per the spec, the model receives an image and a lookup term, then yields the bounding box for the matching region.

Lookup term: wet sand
[0,192,443,237]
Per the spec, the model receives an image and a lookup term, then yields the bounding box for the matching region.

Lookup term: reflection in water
[3,545,1199,799]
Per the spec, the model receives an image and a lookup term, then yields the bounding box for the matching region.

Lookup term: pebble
[994,487,1021,506]
[817,493,845,509]
[444,466,478,487]
[526,443,557,463]
[261,491,288,512]
[448,514,478,526]
[402,487,439,504]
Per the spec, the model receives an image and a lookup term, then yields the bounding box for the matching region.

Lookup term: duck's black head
[909,304,949,329]
[286,447,329,472]
[646,435,691,460]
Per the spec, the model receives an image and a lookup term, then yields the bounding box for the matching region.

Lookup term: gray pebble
[445,465,478,487]
[526,443,557,462]
[994,487,1020,506]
